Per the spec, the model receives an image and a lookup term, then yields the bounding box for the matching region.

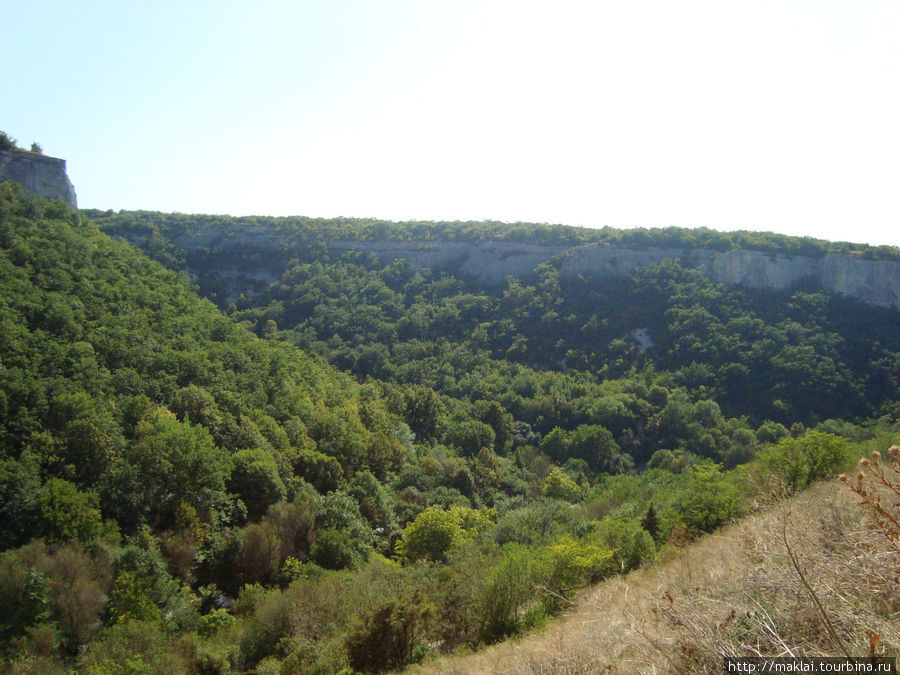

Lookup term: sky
[2,0,899,246]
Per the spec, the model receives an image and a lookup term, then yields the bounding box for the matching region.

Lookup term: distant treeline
[85,208,900,261]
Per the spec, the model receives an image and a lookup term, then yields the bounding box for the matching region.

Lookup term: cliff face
[335,240,900,308]
[0,149,77,208]
[328,240,570,282]
[107,223,900,308]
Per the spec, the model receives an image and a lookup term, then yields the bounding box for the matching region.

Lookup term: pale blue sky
[3,0,899,246]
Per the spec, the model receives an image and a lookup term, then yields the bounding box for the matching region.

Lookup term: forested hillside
[1,185,898,672]
[94,208,900,434]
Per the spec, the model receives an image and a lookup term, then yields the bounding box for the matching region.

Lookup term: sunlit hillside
[412,469,900,674]
[1,183,898,672]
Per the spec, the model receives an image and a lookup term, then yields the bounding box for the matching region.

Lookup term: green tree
[0,456,40,550]
[0,131,17,151]
[442,419,496,457]
[640,502,660,542]
[590,517,655,573]
[569,424,632,474]
[228,448,286,521]
[756,432,850,494]
[107,571,164,626]
[121,408,232,528]
[541,467,582,502]
[0,549,50,645]
[312,491,373,569]
[35,478,104,544]
[475,399,514,454]
[397,506,494,563]
[678,461,743,533]
[476,544,545,642]
[348,470,396,531]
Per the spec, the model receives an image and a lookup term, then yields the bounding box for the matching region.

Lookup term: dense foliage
[0,183,897,671]
[88,208,900,261]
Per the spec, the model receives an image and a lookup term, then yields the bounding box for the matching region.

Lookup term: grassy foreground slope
[411,472,900,674]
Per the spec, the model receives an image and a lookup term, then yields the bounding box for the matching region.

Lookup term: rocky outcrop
[0,149,77,208]
[108,221,900,308]
[329,240,569,283]
[332,240,900,307]
[816,254,900,308]
[705,249,814,289]
[559,245,712,278]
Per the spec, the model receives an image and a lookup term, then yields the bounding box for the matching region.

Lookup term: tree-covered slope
[1,186,897,672]
[0,181,426,556]
[91,209,900,432]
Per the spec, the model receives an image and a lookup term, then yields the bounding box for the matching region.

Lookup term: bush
[346,600,426,672]
[396,506,494,563]
[80,620,186,673]
[442,419,495,457]
[757,432,850,495]
[228,448,286,521]
[0,456,40,550]
[236,522,282,584]
[541,467,583,502]
[544,534,614,596]
[311,528,364,570]
[0,131,18,151]
[312,491,373,569]
[107,571,165,626]
[589,517,656,573]
[476,545,543,643]
[264,496,316,562]
[42,544,108,652]
[35,479,104,545]
[0,550,50,646]
[678,461,743,533]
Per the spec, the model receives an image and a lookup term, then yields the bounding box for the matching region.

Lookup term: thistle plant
[840,446,900,559]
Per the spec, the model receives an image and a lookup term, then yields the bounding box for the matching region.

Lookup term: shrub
[80,620,186,673]
[0,131,18,151]
[228,448,286,521]
[347,470,396,531]
[442,419,495,457]
[678,461,743,533]
[311,528,363,570]
[544,534,614,597]
[312,491,373,569]
[397,506,494,563]
[42,544,108,652]
[346,600,426,672]
[264,496,316,562]
[476,545,543,643]
[0,456,41,550]
[35,479,104,545]
[236,522,282,584]
[757,432,850,495]
[589,517,656,573]
[541,467,583,502]
[0,550,50,646]
[107,572,165,626]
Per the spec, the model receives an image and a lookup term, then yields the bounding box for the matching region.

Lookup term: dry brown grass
[408,480,899,674]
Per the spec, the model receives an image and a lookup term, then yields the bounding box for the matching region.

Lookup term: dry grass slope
[410,480,899,674]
